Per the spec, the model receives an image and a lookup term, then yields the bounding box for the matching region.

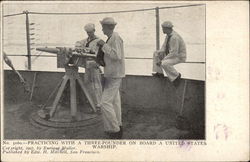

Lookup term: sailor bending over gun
[75,23,102,109]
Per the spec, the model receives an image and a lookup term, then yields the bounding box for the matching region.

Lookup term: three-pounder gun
[35,47,99,120]
[36,47,97,67]
[36,47,96,58]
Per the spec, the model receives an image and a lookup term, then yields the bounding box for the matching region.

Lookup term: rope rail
[3,12,25,17]
[3,4,204,17]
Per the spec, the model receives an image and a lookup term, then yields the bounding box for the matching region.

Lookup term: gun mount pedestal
[31,65,101,128]
[51,65,97,117]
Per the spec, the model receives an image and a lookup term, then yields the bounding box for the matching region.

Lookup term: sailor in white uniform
[152,21,186,87]
[97,17,125,139]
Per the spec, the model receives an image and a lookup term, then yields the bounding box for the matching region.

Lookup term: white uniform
[101,32,125,132]
[76,37,102,106]
[153,30,186,81]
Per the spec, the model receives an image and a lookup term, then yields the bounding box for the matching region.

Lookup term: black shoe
[107,133,116,139]
[107,126,123,139]
[152,73,164,78]
[107,132,120,139]
[118,126,123,139]
[173,73,181,87]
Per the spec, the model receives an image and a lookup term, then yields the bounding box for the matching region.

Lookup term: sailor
[152,21,186,87]
[97,17,125,139]
[75,23,102,108]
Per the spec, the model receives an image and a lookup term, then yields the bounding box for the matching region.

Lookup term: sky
[3,2,205,45]
[2,2,205,80]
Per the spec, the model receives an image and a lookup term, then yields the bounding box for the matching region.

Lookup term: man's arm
[159,36,167,52]
[101,36,123,60]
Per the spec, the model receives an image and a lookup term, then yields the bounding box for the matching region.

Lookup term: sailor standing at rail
[152,21,186,87]
[97,17,125,139]
[75,23,102,109]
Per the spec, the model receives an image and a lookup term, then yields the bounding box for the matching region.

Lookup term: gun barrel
[72,52,96,58]
[36,47,96,59]
[36,47,60,54]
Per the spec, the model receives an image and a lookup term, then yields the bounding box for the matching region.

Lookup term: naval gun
[36,47,96,58]
[36,47,96,66]
[35,46,98,122]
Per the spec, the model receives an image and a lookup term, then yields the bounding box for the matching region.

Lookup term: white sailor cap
[84,23,95,32]
[100,17,117,25]
[161,21,174,28]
